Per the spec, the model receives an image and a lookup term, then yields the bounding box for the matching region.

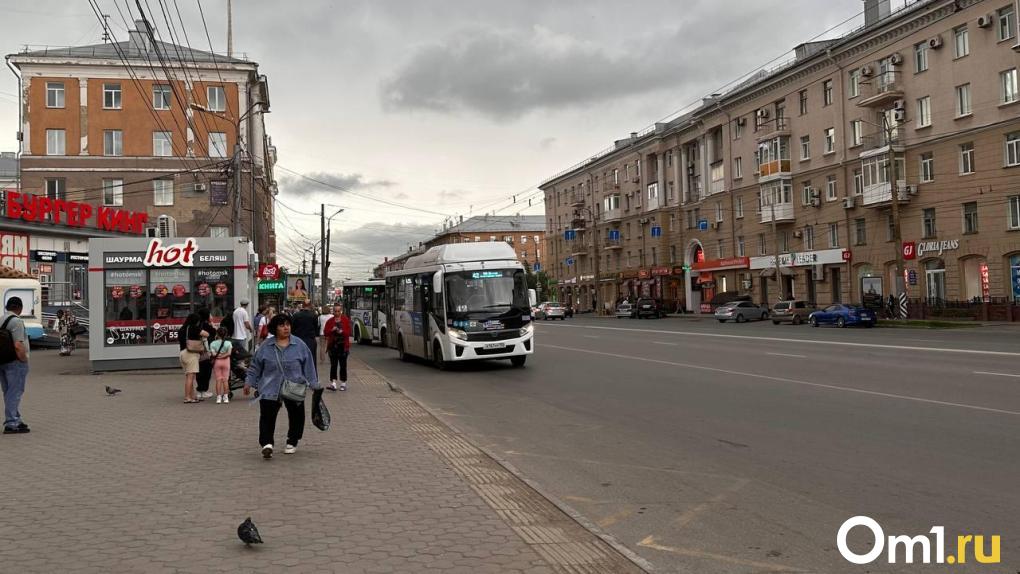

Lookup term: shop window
[193,268,233,326]
[149,269,192,344]
[925,259,946,302]
[104,270,148,346]
[961,258,989,302]
[1010,254,1020,301]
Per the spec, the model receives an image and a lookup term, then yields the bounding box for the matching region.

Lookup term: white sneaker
[223,394,229,404]
[216,395,223,404]
[327,382,338,391]
[284,444,297,454]
[339,382,347,391]
[261,444,273,459]
[203,391,215,399]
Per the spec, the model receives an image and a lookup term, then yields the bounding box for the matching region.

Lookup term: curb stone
[370,360,657,574]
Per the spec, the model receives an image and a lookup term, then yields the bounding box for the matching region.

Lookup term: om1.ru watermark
[837,516,1000,565]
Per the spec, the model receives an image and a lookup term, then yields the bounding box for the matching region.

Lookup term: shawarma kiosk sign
[103,238,230,267]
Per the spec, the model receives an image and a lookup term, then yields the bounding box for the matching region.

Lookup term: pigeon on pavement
[105,386,122,396]
[237,517,263,546]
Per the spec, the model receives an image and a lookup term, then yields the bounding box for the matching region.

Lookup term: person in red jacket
[323,304,352,391]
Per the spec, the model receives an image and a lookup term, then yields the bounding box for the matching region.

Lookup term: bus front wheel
[433,341,446,371]
[510,356,526,368]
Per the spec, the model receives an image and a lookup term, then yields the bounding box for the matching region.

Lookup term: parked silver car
[715,301,770,323]
[615,302,633,318]
[538,301,567,320]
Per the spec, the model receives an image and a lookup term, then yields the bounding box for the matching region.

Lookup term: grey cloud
[539,137,557,149]
[328,221,437,268]
[279,172,397,198]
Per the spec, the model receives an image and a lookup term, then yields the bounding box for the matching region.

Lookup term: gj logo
[902,241,916,260]
[837,516,1000,565]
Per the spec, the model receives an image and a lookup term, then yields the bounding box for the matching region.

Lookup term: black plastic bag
[311,389,331,431]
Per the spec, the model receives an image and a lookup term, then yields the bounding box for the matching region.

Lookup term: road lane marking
[583,335,601,339]
[544,344,1020,417]
[637,536,808,572]
[541,323,1020,357]
[766,352,806,358]
[674,478,751,530]
[653,341,678,346]
[597,508,636,528]
[973,371,1020,378]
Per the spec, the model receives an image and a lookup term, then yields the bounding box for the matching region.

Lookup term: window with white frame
[855,218,867,245]
[208,132,228,158]
[716,240,724,259]
[737,236,745,257]
[46,82,64,108]
[103,83,121,109]
[210,226,230,238]
[955,84,972,116]
[153,131,172,156]
[826,175,837,201]
[153,84,171,110]
[916,96,932,127]
[208,86,226,112]
[801,182,813,206]
[923,208,937,238]
[850,120,863,146]
[103,130,122,156]
[799,90,808,115]
[647,183,658,201]
[715,202,723,222]
[1006,133,1020,167]
[779,231,789,253]
[848,69,860,98]
[804,225,815,250]
[963,202,978,233]
[829,223,839,247]
[534,235,540,243]
[153,180,174,206]
[46,129,65,155]
[503,235,512,243]
[1001,68,1018,104]
[823,79,833,106]
[853,168,863,196]
[914,41,928,73]
[734,120,743,139]
[999,5,1016,42]
[45,178,65,200]
[1009,196,1020,230]
[758,233,766,255]
[636,159,641,177]
[733,157,742,179]
[960,142,975,174]
[521,235,528,244]
[824,128,835,153]
[954,25,969,58]
[920,152,935,182]
[613,169,619,185]
[800,135,810,160]
[102,179,124,206]
[735,196,743,219]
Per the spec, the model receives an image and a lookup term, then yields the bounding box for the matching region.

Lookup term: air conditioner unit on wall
[929,35,943,49]
[894,108,907,122]
[860,65,874,77]
[157,214,178,238]
[889,52,904,65]
[810,188,821,200]
[810,198,821,208]
[977,14,993,28]
[736,117,747,127]
[710,221,720,230]
[756,108,770,119]
[843,197,856,209]
[907,185,918,195]
[793,230,803,238]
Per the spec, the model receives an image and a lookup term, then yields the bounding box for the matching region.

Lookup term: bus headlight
[448,328,467,341]
[519,323,534,338]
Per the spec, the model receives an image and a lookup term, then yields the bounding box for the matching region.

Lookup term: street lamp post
[321,206,344,306]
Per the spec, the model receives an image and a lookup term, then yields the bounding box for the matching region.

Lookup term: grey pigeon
[105,386,122,396]
[237,517,263,546]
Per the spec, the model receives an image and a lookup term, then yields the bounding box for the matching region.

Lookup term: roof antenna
[101,14,112,43]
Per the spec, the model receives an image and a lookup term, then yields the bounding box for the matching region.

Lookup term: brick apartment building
[4,20,278,300]
[427,215,547,272]
[543,0,1020,319]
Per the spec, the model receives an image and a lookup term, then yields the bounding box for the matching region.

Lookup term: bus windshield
[445,269,527,319]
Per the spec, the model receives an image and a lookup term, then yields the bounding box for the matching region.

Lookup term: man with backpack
[0,297,31,434]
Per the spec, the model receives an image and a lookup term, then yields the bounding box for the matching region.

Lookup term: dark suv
[634,298,666,319]
[771,300,816,325]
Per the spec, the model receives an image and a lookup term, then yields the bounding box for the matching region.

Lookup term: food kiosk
[88,237,254,371]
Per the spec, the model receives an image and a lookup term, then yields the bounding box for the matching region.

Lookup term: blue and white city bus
[384,243,536,369]
[340,279,387,345]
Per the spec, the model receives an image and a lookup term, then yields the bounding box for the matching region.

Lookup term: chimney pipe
[128,20,152,53]
[862,0,890,27]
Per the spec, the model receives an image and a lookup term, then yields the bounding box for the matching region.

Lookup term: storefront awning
[759,267,795,278]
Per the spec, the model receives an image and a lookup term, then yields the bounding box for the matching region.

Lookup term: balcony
[603,238,622,250]
[861,180,909,207]
[759,201,795,224]
[570,193,585,207]
[755,116,791,142]
[602,207,622,222]
[571,214,587,228]
[756,135,791,183]
[709,162,725,195]
[570,245,588,257]
[858,75,904,108]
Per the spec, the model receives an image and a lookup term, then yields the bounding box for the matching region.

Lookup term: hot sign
[258,263,280,279]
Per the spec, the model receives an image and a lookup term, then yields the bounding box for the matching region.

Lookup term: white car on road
[538,302,567,320]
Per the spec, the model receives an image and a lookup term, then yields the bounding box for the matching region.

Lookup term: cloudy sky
[0,0,887,280]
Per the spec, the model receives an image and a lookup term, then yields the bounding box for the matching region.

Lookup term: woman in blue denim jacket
[244,313,320,459]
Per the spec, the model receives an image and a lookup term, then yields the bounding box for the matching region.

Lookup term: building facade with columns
[4,20,278,304]
[543,0,1020,319]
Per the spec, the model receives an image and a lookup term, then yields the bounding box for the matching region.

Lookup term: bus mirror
[528,289,537,307]
[433,274,443,294]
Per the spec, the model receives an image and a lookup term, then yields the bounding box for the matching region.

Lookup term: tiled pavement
[0,348,646,574]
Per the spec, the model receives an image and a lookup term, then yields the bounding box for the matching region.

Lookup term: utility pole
[325,226,331,303]
[770,191,784,301]
[310,247,317,306]
[233,143,243,237]
[320,203,327,308]
[886,114,906,318]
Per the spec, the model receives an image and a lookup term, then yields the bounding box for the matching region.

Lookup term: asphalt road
[356,317,1020,573]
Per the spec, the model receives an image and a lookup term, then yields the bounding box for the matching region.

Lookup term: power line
[275,165,451,217]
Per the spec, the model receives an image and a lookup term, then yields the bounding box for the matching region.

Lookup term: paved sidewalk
[0,349,644,574]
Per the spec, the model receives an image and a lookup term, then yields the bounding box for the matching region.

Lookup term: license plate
[483,343,504,350]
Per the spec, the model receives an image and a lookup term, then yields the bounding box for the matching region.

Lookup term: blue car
[808,304,877,328]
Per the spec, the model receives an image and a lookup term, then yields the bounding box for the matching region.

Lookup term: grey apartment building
[542,0,1020,318]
